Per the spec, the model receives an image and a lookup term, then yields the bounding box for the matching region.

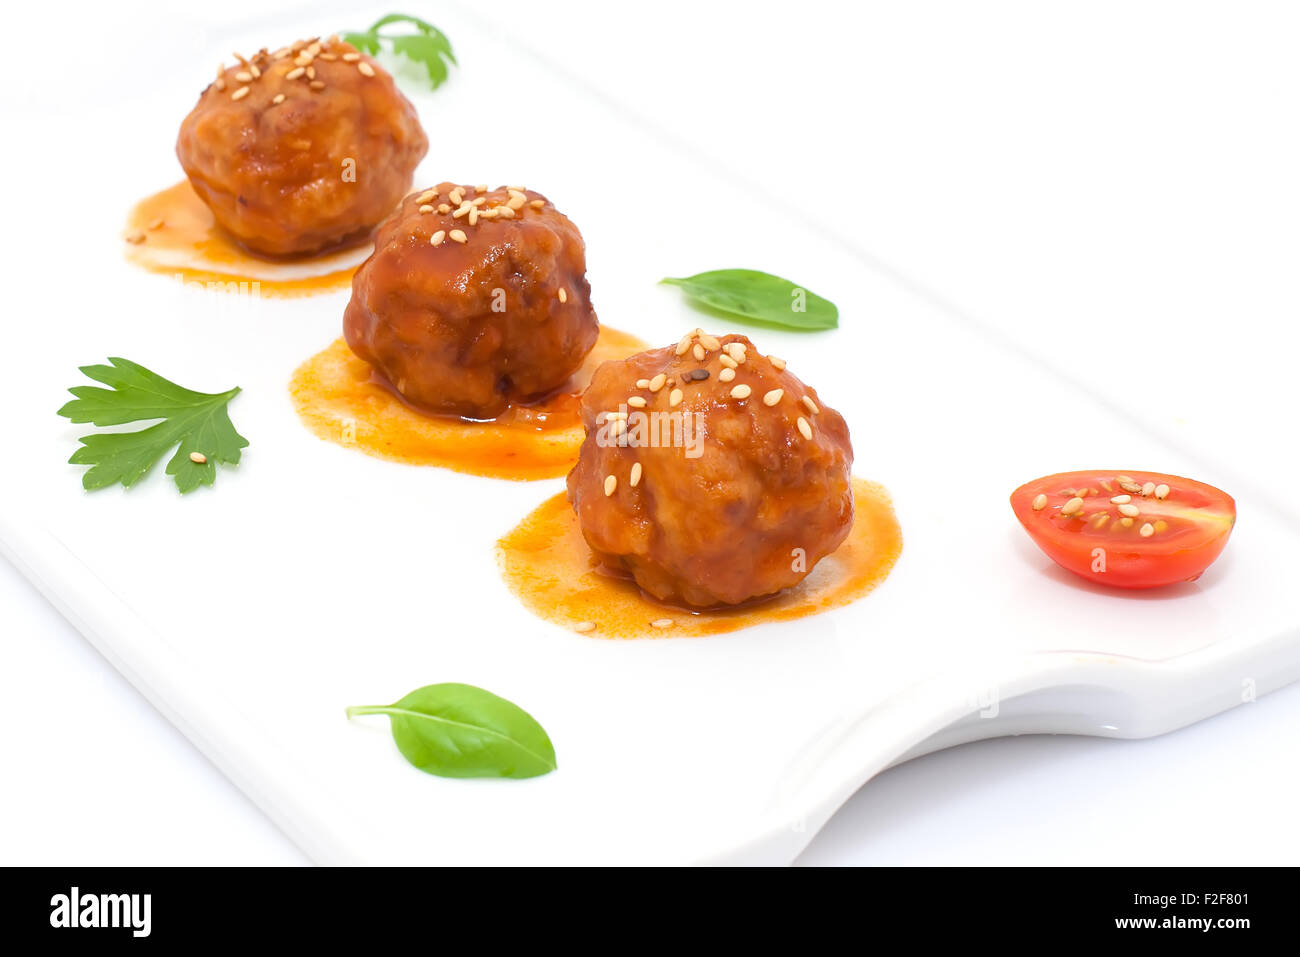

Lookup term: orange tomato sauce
[497,477,903,638]
[289,326,649,480]
[124,181,365,296]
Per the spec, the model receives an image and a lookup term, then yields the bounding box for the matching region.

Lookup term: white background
[2,0,1297,865]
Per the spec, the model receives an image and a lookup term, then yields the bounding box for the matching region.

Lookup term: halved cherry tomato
[1010,470,1236,589]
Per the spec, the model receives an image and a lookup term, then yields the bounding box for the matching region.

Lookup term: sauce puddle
[289,326,649,480]
[497,477,902,638]
[124,181,366,296]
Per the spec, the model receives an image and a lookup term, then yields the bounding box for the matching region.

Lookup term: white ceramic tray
[2,3,1298,864]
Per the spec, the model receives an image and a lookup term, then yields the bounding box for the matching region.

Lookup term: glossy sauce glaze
[497,477,902,638]
[123,181,367,296]
[289,326,648,480]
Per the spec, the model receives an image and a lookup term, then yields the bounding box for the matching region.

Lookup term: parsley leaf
[57,358,249,494]
[343,12,457,90]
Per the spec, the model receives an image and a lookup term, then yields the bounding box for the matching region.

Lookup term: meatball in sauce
[499,330,902,637]
[344,184,599,418]
[567,330,855,608]
[176,36,427,258]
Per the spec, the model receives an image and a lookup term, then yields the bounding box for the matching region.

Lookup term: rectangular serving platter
[3,2,1298,864]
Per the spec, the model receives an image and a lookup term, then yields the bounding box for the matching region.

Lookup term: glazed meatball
[177,37,428,256]
[344,183,599,417]
[567,331,854,608]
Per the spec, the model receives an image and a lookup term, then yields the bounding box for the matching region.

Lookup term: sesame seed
[796,416,813,440]
[1140,522,1155,537]
[693,343,706,361]
[558,288,568,303]
[648,373,667,392]
[430,230,446,246]
[718,354,738,369]
[627,396,647,408]
[190,452,207,464]
[802,395,820,415]
[651,618,674,629]
[231,86,251,100]
[1118,503,1140,517]
[357,61,376,77]
[574,621,597,634]
[449,229,467,244]
[1155,484,1170,500]
[342,52,361,62]
[1032,493,1047,511]
[1120,516,1134,527]
[718,367,736,383]
[669,388,683,407]
[604,475,617,496]
[1141,481,1156,497]
[234,70,253,82]
[419,204,434,214]
[630,462,643,487]
[286,66,306,80]
[125,232,146,244]
[309,80,325,91]
[1110,494,1131,504]
[1061,496,1084,516]
[769,356,787,371]
[272,93,286,104]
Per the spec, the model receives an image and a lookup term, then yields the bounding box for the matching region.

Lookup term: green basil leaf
[347,683,557,779]
[660,269,838,331]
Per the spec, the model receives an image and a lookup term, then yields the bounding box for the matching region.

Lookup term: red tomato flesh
[1010,470,1236,589]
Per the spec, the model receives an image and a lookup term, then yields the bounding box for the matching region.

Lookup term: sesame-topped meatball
[566,331,854,608]
[176,36,428,256]
[343,183,599,418]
